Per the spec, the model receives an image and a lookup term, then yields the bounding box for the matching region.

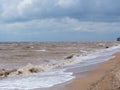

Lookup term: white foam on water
[0,69,74,90]
[65,44,120,69]
[74,45,120,62]
[80,50,88,53]
[0,45,120,90]
[105,45,120,53]
[35,49,47,52]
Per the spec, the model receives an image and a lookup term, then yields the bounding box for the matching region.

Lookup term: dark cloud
[0,0,120,22]
[0,0,120,41]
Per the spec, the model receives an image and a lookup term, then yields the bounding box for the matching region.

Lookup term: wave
[34,49,47,52]
[1,44,120,78]
[0,44,120,89]
[0,69,74,90]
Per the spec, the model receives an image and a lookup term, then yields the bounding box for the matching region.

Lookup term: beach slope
[68,53,120,90]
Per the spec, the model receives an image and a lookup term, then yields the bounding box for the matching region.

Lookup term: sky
[0,0,120,42]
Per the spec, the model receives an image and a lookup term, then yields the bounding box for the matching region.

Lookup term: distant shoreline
[0,41,118,43]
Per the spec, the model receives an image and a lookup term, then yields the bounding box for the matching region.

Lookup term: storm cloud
[0,0,120,22]
[0,0,120,41]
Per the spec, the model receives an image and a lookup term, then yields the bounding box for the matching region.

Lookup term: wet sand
[0,42,119,90]
[67,52,120,90]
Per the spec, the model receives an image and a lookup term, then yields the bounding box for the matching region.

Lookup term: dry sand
[67,52,120,90]
[0,42,119,90]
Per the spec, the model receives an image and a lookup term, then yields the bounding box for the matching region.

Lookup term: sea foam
[0,69,74,90]
[0,45,120,90]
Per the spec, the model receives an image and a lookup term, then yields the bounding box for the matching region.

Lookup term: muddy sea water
[0,42,119,90]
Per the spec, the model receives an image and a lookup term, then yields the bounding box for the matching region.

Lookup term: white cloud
[0,0,120,41]
[18,0,33,15]
[0,0,120,22]
[57,0,79,8]
[0,17,120,35]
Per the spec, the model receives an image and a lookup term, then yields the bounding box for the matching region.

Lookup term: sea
[0,42,120,90]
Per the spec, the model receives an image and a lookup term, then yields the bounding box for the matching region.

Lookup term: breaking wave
[0,44,120,90]
[0,69,74,90]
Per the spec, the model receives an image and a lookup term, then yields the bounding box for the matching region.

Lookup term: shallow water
[0,42,119,90]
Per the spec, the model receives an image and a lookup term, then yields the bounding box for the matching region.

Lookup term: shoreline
[67,52,120,90]
[0,42,119,90]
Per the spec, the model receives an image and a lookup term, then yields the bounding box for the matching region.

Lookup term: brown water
[0,42,119,90]
[0,42,117,69]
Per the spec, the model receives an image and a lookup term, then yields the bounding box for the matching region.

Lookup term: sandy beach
[67,52,120,90]
[0,42,120,90]
[0,0,120,89]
